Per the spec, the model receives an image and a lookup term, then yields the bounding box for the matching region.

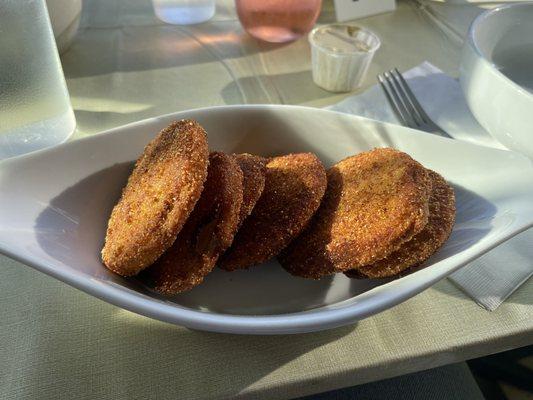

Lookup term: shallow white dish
[460,3,533,159]
[1,105,533,334]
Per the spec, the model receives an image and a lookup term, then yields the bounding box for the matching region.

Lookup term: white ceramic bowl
[46,0,81,53]
[460,3,533,159]
[1,105,533,334]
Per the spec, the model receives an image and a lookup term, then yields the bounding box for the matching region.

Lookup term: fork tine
[392,68,432,124]
[382,71,418,127]
[378,74,409,126]
[382,72,418,128]
[387,69,423,127]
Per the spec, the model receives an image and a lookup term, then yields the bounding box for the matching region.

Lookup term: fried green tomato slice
[142,152,243,294]
[102,120,208,277]
[346,169,455,279]
[219,153,327,271]
[280,148,431,279]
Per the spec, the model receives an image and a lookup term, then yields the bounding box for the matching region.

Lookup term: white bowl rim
[467,2,533,100]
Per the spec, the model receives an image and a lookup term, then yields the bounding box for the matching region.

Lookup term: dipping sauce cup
[309,24,381,92]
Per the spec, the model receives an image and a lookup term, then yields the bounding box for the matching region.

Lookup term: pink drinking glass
[236,0,322,43]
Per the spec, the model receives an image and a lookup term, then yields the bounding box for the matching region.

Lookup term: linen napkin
[328,62,533,310]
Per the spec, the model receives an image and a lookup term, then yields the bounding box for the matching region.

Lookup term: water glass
[0,0,75,159]
[152,0,216,25]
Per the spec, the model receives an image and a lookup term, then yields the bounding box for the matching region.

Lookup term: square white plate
[1,105,532,334]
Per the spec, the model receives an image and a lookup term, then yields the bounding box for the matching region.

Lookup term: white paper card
[334,0,396,22]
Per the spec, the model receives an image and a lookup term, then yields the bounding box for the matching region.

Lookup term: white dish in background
[460,2,533,159]
[1,105,532,334]
[46,0,81,53]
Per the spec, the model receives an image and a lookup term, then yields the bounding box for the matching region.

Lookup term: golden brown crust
[141,152,243,294]
[101,120,209,276]
[280,148,431,279]
[219,153,327,271]
[346,169,455,279]
[233,153,267,227]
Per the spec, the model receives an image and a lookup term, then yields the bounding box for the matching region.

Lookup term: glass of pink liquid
[236,0,322,43]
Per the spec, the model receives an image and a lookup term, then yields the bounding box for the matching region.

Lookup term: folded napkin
[328,62,533,311]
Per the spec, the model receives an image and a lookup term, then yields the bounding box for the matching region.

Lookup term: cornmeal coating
[346,170,455,278]
[280,148,431,279]
[233,153,267,227]
[219,153,327,271]
[142,152,243,294]
[102,120,208,276]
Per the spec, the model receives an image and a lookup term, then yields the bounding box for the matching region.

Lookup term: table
[1,1,532,399]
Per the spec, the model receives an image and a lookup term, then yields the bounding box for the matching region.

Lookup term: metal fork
[378,68,451,138]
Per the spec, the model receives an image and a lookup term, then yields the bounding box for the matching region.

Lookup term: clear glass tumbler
[236,0,322,43]
[152,0,216,25]
[0,0,75,159]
